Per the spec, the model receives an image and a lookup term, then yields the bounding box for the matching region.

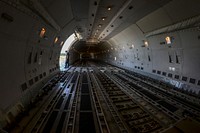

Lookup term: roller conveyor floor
[9,60,200,133]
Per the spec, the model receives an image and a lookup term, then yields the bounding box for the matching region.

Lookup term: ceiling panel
[41,0,73,28]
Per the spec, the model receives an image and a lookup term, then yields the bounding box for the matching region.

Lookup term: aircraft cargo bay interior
[1,0,200,133]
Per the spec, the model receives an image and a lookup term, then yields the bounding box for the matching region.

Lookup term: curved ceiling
[17,0,200,54]
[54,0,173,53]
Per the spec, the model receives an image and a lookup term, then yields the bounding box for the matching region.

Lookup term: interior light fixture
[60,41,64,46]
[102,17,106,21]
[165,36,171,44]
[98,24,102,28]
[40,28,46,38]
[107,7,112,11]
[54,37,59,43]
[144,41,148,47]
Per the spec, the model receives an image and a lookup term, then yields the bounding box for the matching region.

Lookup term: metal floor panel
[79,112,96,133]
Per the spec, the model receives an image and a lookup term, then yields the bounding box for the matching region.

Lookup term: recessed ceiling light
[40,28,46,38]
[102,17,106,21]
[54,37,59,43]
[96,29,99,32]
[144,41,148,47]
[60,41,64,46]
[98,24,102,27]
[165,36,171,44]
[107,7,112,11]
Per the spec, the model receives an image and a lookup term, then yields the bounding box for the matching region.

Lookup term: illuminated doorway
[59,33,76,71]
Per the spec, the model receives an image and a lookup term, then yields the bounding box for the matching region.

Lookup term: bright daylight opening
[59,33,77,71]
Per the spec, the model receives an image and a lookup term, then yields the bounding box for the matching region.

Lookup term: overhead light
[143,40,148,47]
[165,36,172,44]
[60,41,64,46]
[102,17,106,21]
[86,38,99,44]
[40,28,46,38]
[54,37,59,43]
[107,7,112,11]
[96,29,99,32]
[98,24,102,28]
